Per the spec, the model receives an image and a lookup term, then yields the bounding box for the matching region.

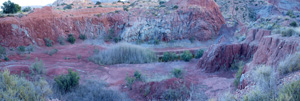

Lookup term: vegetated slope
[0,0,224,47]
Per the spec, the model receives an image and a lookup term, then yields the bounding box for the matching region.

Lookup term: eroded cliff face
[0,0,225,47]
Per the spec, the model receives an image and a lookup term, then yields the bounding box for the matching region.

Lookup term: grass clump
[0,69,52,101]
[162,52,178,62]
[195,49,204,59]
[278,80,300,101]
[243,66,277,101]
[30,58,46,75]
[278,52,300,75]
[44,38,53,47]
[89,42,157,65]
[67,34,76,44]
[79,34,87,40]
[54,69,80,93]
[134,70,142,81]
[233,66,244,88]
[172,68,184,79]
[181,51,193,62]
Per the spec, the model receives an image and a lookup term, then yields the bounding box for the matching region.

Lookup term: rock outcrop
[0,0,225,47]
[197,29,271,72]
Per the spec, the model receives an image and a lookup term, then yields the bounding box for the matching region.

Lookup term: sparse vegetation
[172,68,183,79]
[44,38,53,47]
[79,34,87,40]
[195,49,204,59]
[30,58,46,75]
[89,43,157,65]
[67,34,76,44]
[278,52,300,75]
[134,71,142,81]
[1,0,21,14]
[17,45,26,52]
[125,73,136,90]
[162,52,178,62]
[54,69,80,93]
[281,29,295,37]
[77,54,82,60]
[0,69,52,101]
[181,51,193,62]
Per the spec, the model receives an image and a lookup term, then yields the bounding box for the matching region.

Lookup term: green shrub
[181,51,193,62]
[57,36,65,45]
[89,43,157,65]
[22,7,31,12]
[44,38,53,47]
[67,34,76,44]
[63,5,72,10]
[79,34,87,40]
[17,45,26,52]
[281,29,295,37]
[0,45,6,58]
[287,10,296,18]
[233,66,244,88]
[62,80,131,101]
[195,49,204,59]
[172,68,183,79]
[95,1,101,5]
[173,5,179,9]
[134,71,142,81]
[290,21,298,27]
[46,49,58,56]
[4,56,9,61]
[278,80,300,101]
[162,52,178,62]
[0,70,52,101]
[1,0,21,14]
[30,58,46,75]
[125,73,136,90]
[54,69,80,93]
[278,52,300,75]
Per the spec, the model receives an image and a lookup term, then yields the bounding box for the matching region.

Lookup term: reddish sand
[0,42,234,99]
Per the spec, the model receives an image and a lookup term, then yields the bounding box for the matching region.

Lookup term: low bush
[79,34,87,40]
[161,85,190,100]
[67,34,76,44]
[173,5,179,9]
[233,66,244,88]
[22,7,31,12]
[181,51,193,62]
[0,45,6,58]
[290,21,298,27]
[63,80,130,101]
[162,52,178,62]
[134,71,142,81]
[30,58,46,75]
[44,38,53,47]
[57,36,65,45]
[278,52,300,75]
[54,69,80,93]
[125,74,136,90]
[89,43,157,65]
[281,29,295,37]
[278,80,300,101]
[172,68,183,79]
[17,45,26,52]
[0,70,52,101]
[4,56,9,61]
[195,49,204,59]
[77,54,82,60]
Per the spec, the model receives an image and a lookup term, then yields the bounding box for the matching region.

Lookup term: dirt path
[0,43,233,99]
